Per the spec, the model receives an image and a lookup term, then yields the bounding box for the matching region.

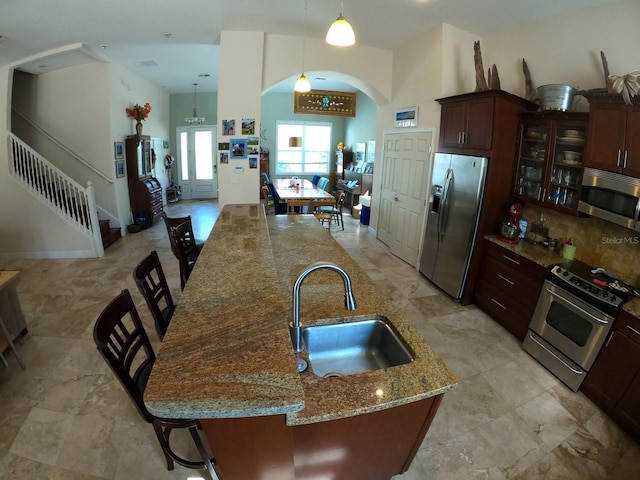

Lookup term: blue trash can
[360,205,370,225]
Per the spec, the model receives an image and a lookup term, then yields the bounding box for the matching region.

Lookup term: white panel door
[377,130,433,266]
[176,126,218,199]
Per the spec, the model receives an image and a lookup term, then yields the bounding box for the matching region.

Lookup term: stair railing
[8,132,104,257]
[12,109,113,185]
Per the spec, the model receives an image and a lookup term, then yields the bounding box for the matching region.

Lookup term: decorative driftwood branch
[578,51,640,105]
[489,64,501,89]
[522,58,538,103]
[601,51,613,93]
[474,41,489,92]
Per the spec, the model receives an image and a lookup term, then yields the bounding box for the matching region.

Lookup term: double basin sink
[298,315,414,378]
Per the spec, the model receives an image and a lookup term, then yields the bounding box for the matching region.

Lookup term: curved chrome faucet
[291,262,357,353]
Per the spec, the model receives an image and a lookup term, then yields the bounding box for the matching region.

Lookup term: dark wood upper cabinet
[438,93,494,152]
[584,96,640,178]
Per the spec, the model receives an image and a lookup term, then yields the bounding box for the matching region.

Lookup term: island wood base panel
[201,394,443,480]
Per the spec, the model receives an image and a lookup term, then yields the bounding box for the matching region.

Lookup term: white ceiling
[0,0,627,94]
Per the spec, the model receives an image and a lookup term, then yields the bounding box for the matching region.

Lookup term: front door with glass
[176,126,218,199]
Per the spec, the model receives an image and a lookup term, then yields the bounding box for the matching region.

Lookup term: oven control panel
[550,265,623,309]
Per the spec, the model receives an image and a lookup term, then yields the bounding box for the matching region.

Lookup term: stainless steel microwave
[579,167,640,231]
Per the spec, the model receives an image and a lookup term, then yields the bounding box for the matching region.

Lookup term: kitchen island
[144,204,458,480]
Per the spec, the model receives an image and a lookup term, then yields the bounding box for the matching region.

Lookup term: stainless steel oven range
[523,260,625,392]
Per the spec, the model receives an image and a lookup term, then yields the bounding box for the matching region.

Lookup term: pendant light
[184,83,205,125]
[294,0,311,93]
[326,0,355,47]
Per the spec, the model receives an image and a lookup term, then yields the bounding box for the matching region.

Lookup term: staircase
[100,219,121,249]
[8,132,116,257]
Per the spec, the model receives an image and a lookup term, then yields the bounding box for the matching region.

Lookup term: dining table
[274,178,334,201]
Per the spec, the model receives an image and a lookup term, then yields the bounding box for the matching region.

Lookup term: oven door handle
[545,286,610,325]
[528,332,585,376]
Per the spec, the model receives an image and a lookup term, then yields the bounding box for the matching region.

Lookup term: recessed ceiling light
[163,33,172,39]
[38,64,48,69]
[199,74,211,78]
[0,36,7,43]
[100,44,108,49]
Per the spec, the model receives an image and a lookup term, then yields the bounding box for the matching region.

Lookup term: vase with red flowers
[125,102,152,136]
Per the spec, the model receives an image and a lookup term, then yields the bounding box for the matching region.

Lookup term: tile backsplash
[522,204,640,286]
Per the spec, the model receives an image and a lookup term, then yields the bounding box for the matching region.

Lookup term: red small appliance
[498,202,523,244]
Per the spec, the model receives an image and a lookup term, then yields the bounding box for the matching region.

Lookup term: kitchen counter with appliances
[144,204,458,480]
[485,235,640,318]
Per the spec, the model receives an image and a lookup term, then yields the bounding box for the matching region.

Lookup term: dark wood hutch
[125,135,163,226]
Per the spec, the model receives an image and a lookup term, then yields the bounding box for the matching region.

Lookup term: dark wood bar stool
[133,250,175,339]
[162,213,201,290]
[92,289,218,478]
[170,220,200,290]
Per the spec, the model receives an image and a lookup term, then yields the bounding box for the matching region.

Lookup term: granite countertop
[485,235,640,318]
[144,204,458,425]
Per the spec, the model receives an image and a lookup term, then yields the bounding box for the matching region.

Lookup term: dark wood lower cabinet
[473,240,545,342]
[582,309,640,442]
[201,394,443,480]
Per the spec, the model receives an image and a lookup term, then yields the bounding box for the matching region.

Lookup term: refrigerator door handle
[438,168,453,238]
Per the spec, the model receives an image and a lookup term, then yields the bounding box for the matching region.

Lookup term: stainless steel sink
[301,316,414,378]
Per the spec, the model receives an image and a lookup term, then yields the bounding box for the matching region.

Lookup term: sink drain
[295,356,308,373]
[323,372,343,378]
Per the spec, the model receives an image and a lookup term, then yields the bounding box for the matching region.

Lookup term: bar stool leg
[0,315,25,370]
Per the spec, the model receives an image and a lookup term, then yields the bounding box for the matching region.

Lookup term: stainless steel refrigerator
[419,153,488,300]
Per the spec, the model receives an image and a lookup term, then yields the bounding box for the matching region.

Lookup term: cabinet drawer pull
[617,149,622,167]
[461,131,466,144]
[604,330,614,348]
[501,254,521,266]
[498,274,515,286]
[627,325,640,337]
[623,150,628,169]
[491,298,507,310]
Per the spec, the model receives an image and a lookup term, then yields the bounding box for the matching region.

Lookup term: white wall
[217,31,265,207]
[484,1,640,106]
[0,56,170,258]
[109,63,171,227]
[262,34,393,105]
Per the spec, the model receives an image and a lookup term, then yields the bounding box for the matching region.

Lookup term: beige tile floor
[0,199,638,480]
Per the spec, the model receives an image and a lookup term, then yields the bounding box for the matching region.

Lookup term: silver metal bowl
[500,222,520,240]
[537,84,577,112]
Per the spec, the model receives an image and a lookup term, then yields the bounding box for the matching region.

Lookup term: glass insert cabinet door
[514,122,547,202]
[513,113,587,213]
[546,121,586,209]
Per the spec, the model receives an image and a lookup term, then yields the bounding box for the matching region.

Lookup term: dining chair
[170,220,200,290]
[262,185,274,214]
[317,191,345,230]
[311,199,336,231]
[93,289,218,478]
[262,172,270,185]
[317,177,330,191]
[311,174,321,186]
[267,182,288,214]
[287,199,311,214]
[133,250,175,340]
